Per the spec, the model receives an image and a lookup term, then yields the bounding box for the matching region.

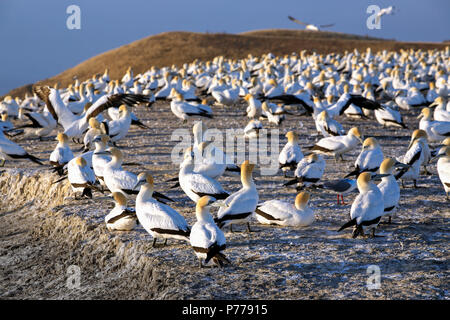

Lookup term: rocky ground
[0,100,449,299]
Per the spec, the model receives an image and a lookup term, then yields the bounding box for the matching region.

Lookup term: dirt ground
[0,99,449,299]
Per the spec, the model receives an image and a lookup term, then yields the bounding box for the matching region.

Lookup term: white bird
[287,15,335,31]
[255,191,315,227]
[16,106,57,139]
[67,156,97,199]
[345,137,384,177]
[378,158,407,223]
[260,102,285,126]
[170,92,213,122]
[0,127,44,166]
[244,119,263,139]
[374,105,407,128]
[82,117,104,152]
[395,130,427,188]
[338,172,387,238]
[309,127,364,161]
[178,147,229,203]
[436,146,450,199]
[135,172,190,247]
[430,97,450,122]
[278,131,303,176]
[284,154,325,190]
[190,196,230,268]
[214,160,258,232]
[375,6,396,25]
[244,94,262,119]
[105,104,132,143]
[418,107,450,142]
[105,191,138,231]
[315,110,346,137]
[91,135,111,186]
[49,133,74,172]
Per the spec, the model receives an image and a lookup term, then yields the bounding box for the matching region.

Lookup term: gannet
[92,135,112,186]
[284,154,325,190]
[260,102,285,126]
[323,178,357,205]
[430,97,450,122]
[345,137,384,177]
[244,119,263,139]
[309,127,363,161]
[287,15,335,31]
[378,158,407,223]
[316,110,346,137]
[190,196,230,268]
[436,146,450,199]
[16,106,57,139]
[67,156,97,199]
[214,160,258,232]
[105,105,132,143]
[395,87,428,110]
[395,130,427,188]
[179,147,229,203]
[374,105,407,128]
[101,147,173,203]
[195,141,227,179]
[0,127,44,166]
[255,191,315,227]
[375,6,396,25]
[82,117,104,152]
[418,107,450,142]
[170,92,213,122]
[244,94,262,119]
[278,131,304,176]
[338,172,387,238]
[105,191,138,231]
[0,112,14,131]
[49,133,74,173]
[135,172,190,247]
[33,86,148,139]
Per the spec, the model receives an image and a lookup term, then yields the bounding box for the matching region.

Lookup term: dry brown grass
[5,29,447,99]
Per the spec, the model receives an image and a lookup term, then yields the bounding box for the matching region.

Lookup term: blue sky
[0,0,449,96]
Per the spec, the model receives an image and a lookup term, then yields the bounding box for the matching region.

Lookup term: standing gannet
[33,86,148,139]
[179,147,229,203]
[92,135,111,186]
[407,128,432,175]
[284,154,325,190]
[418,107,450,142]
[0,127,44,166]
[244,94,262,119]
[309,127,364,161]
[315,110,346,137]
[345,137,384,177]
[170,92,213,122]
[430,97,450,122]
[338,172,386,238]
[395,130,427,188]
[101,147,173,203]
[378,158,407,223]
[255,192,315,227]
[67,156,97,199]
[436,146,450,199]
[49,133,74,174]
[279,131,304,176]
[190,196,230,268]
[215,160,258,232]
[82,117,103,152]
[105,191,138,231]
[135,172,190,247]
[105,104,132,143]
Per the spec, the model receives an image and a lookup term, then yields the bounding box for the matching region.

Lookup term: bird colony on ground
[0,46,449,268]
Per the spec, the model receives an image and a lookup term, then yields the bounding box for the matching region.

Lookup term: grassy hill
[5,29,447,99]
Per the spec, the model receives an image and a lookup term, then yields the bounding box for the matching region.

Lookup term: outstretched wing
[288,16,308,26]
[85,94,149,120]
[319,23,335,28]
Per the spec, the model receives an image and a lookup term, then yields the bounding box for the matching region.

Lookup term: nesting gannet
[255,192,315,227]
[105,191,138,231]
[316,110,346,137]
[33,86,148,139]
[309,127,363,161]
[338,172,387,238]
[345,137,384,177]
[278,131,304,176]
[395,130,427,188]
[284,154,325,190]
[436,146,450,199]
[395,87,428,110]
[0,127,44,166]
[190,196,230,268]
[244,119,263,139]
[92,135,112,186]
[261,102,284,126]
[170,92,213,122]
[418,107,450,142]
[67,156,97,199]
[214,160,258,232]
[323,178,357,205]
[135,173,190,247]
[179,147,229,203]
[49,133,74,173]
[378,158,407,223]
[430,97,450,122]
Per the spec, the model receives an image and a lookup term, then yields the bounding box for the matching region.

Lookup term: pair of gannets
[309,127,363,161]
[255,192,315,227]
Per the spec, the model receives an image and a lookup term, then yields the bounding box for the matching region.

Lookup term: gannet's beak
[417,113,424,119]
[133,179,145,190]
[394,161,409,169]
[429,101,438,108]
